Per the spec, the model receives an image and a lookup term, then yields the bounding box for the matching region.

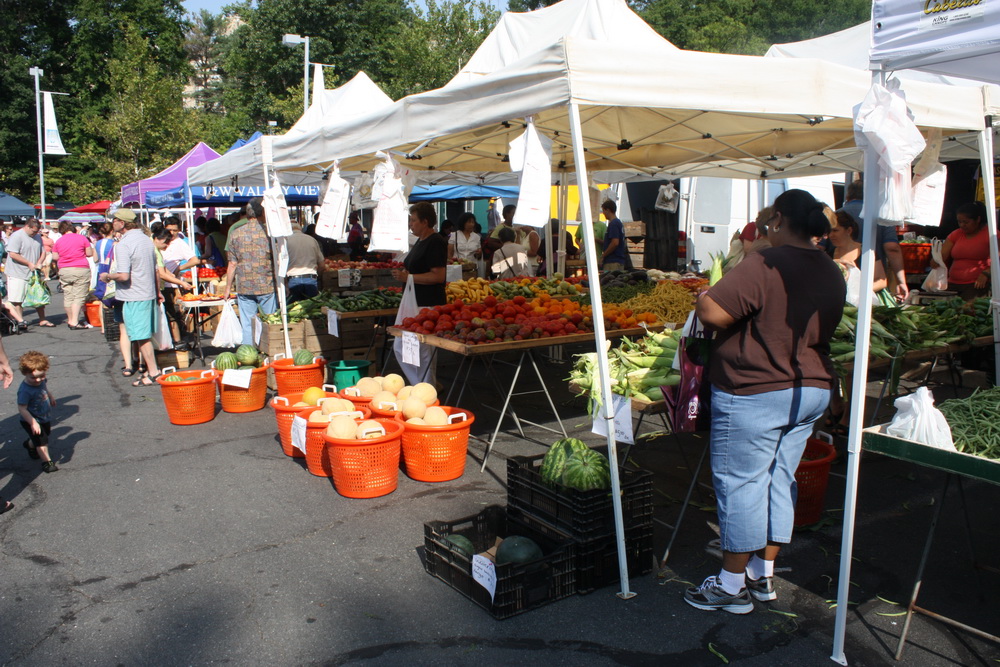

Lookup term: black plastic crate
[575,523,655,594]
[423,505,576,619]
[506,454,654,540]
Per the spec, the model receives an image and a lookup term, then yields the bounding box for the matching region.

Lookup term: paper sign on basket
[327,309,340,337]
[591,393,634,445]
[291,415,308,455]
[401,331,421,366]
[472,554,497,601]
[221,368,253,389]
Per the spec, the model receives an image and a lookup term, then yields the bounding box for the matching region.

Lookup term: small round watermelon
[215,351,239,371]
[444,534,474,558]
[235,344,260,367]
[561,448,611,491]
[164,374,184,382]
[292,349,315,366]
[496,536,543,565]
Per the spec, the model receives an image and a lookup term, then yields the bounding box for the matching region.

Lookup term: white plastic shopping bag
[393,276,419,326]
[151,303,173,351]
[885,387,955,451]
[921,239,949,292]
[212,301,242,348]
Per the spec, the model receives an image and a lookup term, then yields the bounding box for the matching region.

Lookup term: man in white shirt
[3,219,52,328]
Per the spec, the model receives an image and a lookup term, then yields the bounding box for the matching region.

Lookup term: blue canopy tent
[144,183,321,209]
[408,184,519,202]
[0,192,36,218]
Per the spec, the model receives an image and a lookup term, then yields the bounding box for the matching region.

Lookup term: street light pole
[282,33,310,114]
[29,66,46,222]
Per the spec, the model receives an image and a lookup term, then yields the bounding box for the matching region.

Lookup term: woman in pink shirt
[52,221,95,329]
[938,201,991,302]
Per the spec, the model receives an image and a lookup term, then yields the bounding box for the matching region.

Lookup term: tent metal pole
[568,102,633,600]
[30,67,46,223]
[184,175,199,296]
[831,70,886,666]
[557,173,569,277]
[976,114,999,381]
[263,163,294,359]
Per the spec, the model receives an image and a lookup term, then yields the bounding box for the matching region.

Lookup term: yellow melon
[382,373,405,394]
[355,419,385,440]
[326,415,358,440]
[301,386,326,406]
[371,390,399,411]
[372,375,385,387]
[406,417,425,425]
[412,382,438,406]
[401,397,426,420]
[292,401,310,408]
[307,410,331,424]
[424,406,449,426]
[355,377,382,398]
[396,385,413,401]
[320,397,355,415]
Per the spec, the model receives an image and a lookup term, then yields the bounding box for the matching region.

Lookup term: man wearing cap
[99,209,161,386]
[3,219,53,328]
[223,197,276,345]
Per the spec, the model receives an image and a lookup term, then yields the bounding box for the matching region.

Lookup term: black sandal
[122,367,138,377]
[132,373,161,387]
[0,500,13,515]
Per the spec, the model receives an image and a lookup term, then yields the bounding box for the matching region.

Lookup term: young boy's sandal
[0,500,13,514]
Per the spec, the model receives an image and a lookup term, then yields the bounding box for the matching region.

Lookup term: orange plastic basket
[900,243,932,274]
[323,418,402,498]
[156,368,218,425]
[338,386,374,409]
[299,406,372,477]
[270,385,339,458]
[271,355,326,396]
[794,435,837,527]
[217,363,270,413]
[395,406,475,482]
[85,301,103,327]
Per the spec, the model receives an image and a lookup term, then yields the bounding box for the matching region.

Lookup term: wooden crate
[626,240,645,254]
[156,350,190,370]
[259,321,304,358]
[305,333,343,357]
[376,269,403,288]
[628,253,645,269]
[624,221,646,237]
[340,346,378,367]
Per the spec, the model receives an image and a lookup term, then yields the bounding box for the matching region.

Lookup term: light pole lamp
[282,33,310,115]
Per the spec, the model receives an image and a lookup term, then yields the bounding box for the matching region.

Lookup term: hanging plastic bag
[212,301,242,348]
[885,387,955,451]
[151,303,173,351]
[23,270,51,308]
[393,276,419,326]
[921,239,949,292]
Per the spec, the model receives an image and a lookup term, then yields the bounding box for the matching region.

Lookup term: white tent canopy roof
[272,32,984,181]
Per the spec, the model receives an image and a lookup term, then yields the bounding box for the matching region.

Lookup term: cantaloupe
[396,385,413,401]
[371,390,398,411]
[355,420,384,440]
[292,401,310,408]
[355,377,382,398]
[402,397,427,420]
[321,397,356,415]
[302,386,326,406]
[326,415,358,440]
[412,382,438,406]
[382,373,404,394]
[424,406,449,426]
[406,417,425,425]
[307,410,331,424]
[372,376,385,387]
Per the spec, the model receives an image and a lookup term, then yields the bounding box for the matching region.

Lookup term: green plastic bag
[23,270,51,308]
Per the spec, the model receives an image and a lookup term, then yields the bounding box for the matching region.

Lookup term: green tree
[385,0,501,98]
[185,9,229,113]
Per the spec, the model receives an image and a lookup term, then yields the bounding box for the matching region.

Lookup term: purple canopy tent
[120,142,221,205]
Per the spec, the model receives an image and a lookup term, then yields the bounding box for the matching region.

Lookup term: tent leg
[976,120,999,383]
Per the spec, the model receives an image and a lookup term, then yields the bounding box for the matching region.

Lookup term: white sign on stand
[591,393,634,445]
[291,415,308,454]
[445,264,462,283]
[472,554,497,601]
[401,331,421,366]
[221,368,253,389]
[327,309,340,337]
[338,268,361,288]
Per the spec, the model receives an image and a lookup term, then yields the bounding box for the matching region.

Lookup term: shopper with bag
[930,201,991,302]
[3,219,53,329]
[392,202,447,386]
[52,220,96,330]
[223,197,277,346]
[683,189,845,615]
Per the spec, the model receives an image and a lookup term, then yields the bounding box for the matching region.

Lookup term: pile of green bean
[938,388,1000,459]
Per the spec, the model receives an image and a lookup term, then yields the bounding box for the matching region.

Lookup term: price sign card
[338,269,352,287]
[327,309,340,337]
[401,331,421,366]
[291,415,308,455]
[445,264,462,283]
[591,393,635,445]
[221,368,253,388]
[472,554,497,601]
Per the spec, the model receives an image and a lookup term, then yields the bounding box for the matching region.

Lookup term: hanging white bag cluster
[908,129,946,227]
[885,387,955,451]
[508,117,552,229]
[262,175,293,237]
[315,162,351,242]
[853,79,926,225]
[368,152,414,254]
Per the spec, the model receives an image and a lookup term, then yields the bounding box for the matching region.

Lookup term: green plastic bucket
[328,359,372,389]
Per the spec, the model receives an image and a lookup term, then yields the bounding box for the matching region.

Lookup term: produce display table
[180,297,234,362]
[862,426,1000,658]
[387,326,653,471]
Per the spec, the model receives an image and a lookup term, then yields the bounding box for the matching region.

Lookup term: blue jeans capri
[710,385,831,553]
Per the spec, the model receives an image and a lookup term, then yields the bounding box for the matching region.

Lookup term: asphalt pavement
[1,295,998,666]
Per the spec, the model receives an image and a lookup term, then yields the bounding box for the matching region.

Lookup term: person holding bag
[391,203,447,386]
[683,189,845,615]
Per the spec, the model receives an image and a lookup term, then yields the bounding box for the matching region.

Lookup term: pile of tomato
[398,294,658,345]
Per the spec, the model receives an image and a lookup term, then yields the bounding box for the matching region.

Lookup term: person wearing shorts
[52,220,95,329]
[4,219,52,328]
[99,209,161,387]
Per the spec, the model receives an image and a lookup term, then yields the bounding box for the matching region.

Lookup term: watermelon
[539,437,590,488]
[444,534,474,558]
[496,536,543,565]
[561,448,611,491]
[292,349,315,366]
[164,374,184,382]
[236,344,260,367]
[215,352,239,371]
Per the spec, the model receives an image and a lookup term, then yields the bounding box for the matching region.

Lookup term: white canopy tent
[828,1,1000,664]
[269,0,990,603]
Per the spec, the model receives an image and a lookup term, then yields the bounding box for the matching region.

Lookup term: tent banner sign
[870,0,996,60]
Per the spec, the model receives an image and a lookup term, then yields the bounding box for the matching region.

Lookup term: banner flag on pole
[42,92,67,155]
